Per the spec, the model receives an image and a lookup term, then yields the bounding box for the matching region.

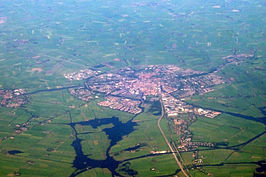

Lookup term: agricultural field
[0,0,265,177]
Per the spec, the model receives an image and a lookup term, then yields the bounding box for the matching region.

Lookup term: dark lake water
[69,117,138,177]
[8,150,23,155]
[123,143,146,152]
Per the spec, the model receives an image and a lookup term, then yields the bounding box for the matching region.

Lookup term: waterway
[23,85,81,96]
[8,61,263,176]
[187,102,266,125]
[68,116,138,177]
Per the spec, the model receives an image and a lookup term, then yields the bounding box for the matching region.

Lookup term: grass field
[0,0,265,176]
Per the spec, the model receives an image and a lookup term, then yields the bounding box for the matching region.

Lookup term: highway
[157,100,190,177]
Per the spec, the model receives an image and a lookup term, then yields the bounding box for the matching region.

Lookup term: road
[157,100,190,177]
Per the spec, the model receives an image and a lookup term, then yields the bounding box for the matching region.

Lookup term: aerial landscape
[0,0,265,177]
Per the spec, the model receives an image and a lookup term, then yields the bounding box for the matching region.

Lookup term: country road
[158,100,190,177]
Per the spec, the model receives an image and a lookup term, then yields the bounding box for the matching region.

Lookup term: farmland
[0,0,265,176]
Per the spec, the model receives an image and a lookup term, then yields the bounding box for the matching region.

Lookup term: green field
[0,0,265,176]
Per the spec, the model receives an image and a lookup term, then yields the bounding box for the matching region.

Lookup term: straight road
[157,100,190,177]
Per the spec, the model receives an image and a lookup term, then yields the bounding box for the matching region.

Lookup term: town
[62,59,248,154]
[0,54,252,155]
[84,64,224,101]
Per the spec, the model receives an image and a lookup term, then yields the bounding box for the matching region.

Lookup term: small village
[68,88,93,102]
[161,92,219,151]
[171,112,216,152]
[0,89,27,108]
[222,53,254,63]
[14,123,29,135]
[64,69,99,81]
